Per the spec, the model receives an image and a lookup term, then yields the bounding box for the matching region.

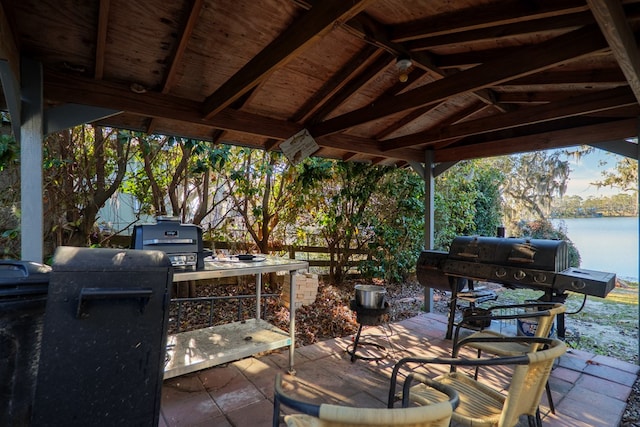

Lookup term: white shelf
[164,318,291,379]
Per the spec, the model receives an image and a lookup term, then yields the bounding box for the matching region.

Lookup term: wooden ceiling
[1,0,640,167]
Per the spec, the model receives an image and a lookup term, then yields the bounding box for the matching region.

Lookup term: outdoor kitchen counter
[164,256,309,379]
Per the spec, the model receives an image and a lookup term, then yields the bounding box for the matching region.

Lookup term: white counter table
[164,256,309,379]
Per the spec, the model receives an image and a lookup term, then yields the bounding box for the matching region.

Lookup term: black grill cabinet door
[31,247,172,427]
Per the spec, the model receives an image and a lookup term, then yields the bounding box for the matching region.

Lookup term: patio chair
[388,336,567,427]
[452,302,566,413]
[273,372,459,427]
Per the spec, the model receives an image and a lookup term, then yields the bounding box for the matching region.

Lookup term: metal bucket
[354,285,386,309]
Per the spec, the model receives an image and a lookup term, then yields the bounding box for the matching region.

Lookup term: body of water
[552,217,639,282]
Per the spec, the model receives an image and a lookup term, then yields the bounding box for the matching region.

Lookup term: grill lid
[447,236,569,272]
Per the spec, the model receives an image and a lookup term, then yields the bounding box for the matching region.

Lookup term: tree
[497,151,570,229]
[44,125,131,248]
[0,133,20,257]
[433,160,503,250]
[593,156,638,215]
[122,132,233,227]
[300,160,389,284]
[226,148,304,254]
[361,167,425,282]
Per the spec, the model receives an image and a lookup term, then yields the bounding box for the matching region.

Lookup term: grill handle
[76,287,153,318]
[143,238,195,245]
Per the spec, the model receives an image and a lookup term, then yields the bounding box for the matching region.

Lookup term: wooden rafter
[344,13,508,111]
[405,11,592,51]
[435,118,638,162]
[382,87,638,151]
[587,0,640,105]
[162,0,203,94]
[305,50,392,125]
[94,0,110,79]
[290,44,379,123]
[202,0,372,119]
[310,25,609,137]
[390,0,588,41]
[147,0,204,134]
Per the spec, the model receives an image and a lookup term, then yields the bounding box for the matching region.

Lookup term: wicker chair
[388,336,567,427]
[273,372,459,427]
[452,302,566,413]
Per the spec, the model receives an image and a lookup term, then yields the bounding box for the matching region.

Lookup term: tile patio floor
[159,312,639,427]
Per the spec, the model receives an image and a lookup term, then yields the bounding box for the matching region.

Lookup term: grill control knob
[495,268,507,278]
[514,270,526,281]
[534,273,547,283]
[571,280,586,291]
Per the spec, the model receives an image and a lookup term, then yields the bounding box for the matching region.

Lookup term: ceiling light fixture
[396,56,412,83]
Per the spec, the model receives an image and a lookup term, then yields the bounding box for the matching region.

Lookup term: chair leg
[545,380,555,414]
[474,348,481,380]
[273,394,281,427]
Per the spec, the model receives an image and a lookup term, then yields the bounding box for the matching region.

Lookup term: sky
[562,146,629,198]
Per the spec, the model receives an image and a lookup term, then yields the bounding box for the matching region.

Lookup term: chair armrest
[401,372,459,410]
[273,373,320,427]
[388,337,558,408]
[453,335,553,357]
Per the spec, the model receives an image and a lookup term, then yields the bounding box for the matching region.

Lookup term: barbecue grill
[131,217,208,269]
[417,236,616,339]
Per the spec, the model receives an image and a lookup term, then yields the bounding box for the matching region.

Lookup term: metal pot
[354,284,386,309]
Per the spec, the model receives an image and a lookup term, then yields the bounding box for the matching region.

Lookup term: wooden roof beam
[382,86,637,151]
[147,0,205,134]
[435,117,638,162]
[343,13,510,112]
[311,25,609,137]
[202,0,372,119]
[304,50,392,125]
[291,44,379,123]
[587,0,640,106]
[391,0,588,42]
[44,71,302,139]
[406,11,593,51]
[94,0,110,79]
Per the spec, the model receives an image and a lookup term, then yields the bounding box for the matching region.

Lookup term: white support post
[423,149,435,312]
[20,57,43,262]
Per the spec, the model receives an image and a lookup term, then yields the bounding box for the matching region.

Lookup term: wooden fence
[106,235,369,271]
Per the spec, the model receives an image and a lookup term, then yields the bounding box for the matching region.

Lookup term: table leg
[255,273,261,320]
[288,271,296,374]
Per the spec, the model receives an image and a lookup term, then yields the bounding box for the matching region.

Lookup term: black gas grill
[417,236,616,338]
[418,236,615,297]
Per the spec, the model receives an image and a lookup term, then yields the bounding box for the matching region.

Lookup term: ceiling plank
[202,0,372,119]
[587,0,640,105]
[382,86,638,151]
[435,118,638,162]
[310,25,609,136]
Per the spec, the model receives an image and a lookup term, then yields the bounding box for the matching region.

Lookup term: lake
[552,217,639,282]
